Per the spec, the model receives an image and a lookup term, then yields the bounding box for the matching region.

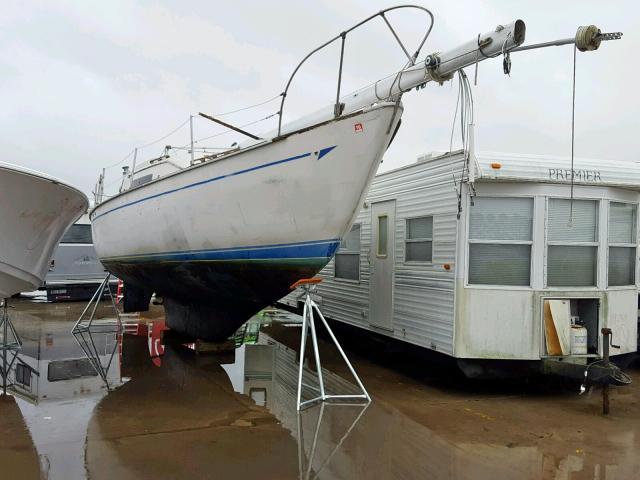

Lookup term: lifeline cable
[105,95,282,171]
[104,149,135,170]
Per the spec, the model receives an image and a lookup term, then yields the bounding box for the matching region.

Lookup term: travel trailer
[44,214,114,302]
[280,151,639,377]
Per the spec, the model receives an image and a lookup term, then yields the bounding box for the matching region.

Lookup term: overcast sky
[1,1,636,198]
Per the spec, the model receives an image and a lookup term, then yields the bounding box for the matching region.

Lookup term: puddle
[0,300,124,479]
[0,299,638,479]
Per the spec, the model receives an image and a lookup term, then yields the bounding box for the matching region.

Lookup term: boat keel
[163,297,257,342]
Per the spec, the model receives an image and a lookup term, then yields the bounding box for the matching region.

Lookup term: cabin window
[335,224,361,281]
[61,224,92,244]
[608,202,637,286]
[131,173,153,188]
[468,197,533,286]
[547,199,599,286]
[405,217,433,262]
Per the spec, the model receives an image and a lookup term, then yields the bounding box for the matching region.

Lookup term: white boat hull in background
[92,103,401,340]
[0,164,88,298]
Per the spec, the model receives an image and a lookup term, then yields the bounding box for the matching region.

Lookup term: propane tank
[570,324,588,355]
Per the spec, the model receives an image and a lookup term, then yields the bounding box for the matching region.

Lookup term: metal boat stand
[292,278,370,411]
[0,299,21,395]
[71,274,121,388]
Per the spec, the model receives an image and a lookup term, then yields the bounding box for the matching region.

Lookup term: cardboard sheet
[544,299,571,355]
[543,300,562,356]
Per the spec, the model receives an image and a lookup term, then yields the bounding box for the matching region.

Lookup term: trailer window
[608,202,637,286]
[61,224,92,244]
[405,217,432,262]
[335,224,360,281]
[15,363,31,388]
[377,216,388,257]
[468,197,533,286]
[547,199,598,286]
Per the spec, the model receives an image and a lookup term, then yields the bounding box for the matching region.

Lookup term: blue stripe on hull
[101,239,341,264]
[93,146,336,221]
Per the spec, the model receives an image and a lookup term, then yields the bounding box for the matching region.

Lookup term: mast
[275,20,525,137]
[276,20,620,139]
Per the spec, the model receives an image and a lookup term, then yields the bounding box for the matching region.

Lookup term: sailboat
[92,8,610,341]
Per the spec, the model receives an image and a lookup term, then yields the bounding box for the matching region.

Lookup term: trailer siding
[280,153,465,355]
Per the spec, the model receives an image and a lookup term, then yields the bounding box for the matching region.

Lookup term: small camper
[280,151,639,377]
[44,214,114,301]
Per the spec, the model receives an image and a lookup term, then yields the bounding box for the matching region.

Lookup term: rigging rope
[206,94,282,117]
[104,95,281,171]
[448,70,474,218]
[569,44,577,225]
[137,117,191,150]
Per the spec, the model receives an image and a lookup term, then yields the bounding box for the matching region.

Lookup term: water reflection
[297,403,369,480]
[223,316,369,479]
[0,301,637,480]
[0,304,123,479]
[221,314,640,480]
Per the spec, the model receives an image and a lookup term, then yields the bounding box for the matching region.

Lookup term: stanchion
[291,278,370,411]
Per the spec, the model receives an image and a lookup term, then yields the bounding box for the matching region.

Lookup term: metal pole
[96,168,105,204]
[131,147,138,175]
[602,328,611,415]
[512,29,621,53]
[88,276,109,324]
[381,13,412,63]
[73,274,110,332]
[308,299,326,400]
[312,301,371,401]
[189,115,195,164]
[296,411,305,480]
[511,37,575,52]
[198,112,261,140]
[277,5,435,136]
[311,403,370,478]
[296,297,310,411]
[2,300,7,395]
[305,402,325,480]
[334,33,346,118]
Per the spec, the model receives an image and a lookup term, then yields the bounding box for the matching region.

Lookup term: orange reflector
[290,277,323,290]
[443,264,451,271]
[491,162,502,169]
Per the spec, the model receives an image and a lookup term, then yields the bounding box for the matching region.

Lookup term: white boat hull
[92,103,401,340]
[0,164,88,298]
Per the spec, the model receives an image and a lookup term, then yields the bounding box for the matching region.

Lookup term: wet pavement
[0,296,639,479]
